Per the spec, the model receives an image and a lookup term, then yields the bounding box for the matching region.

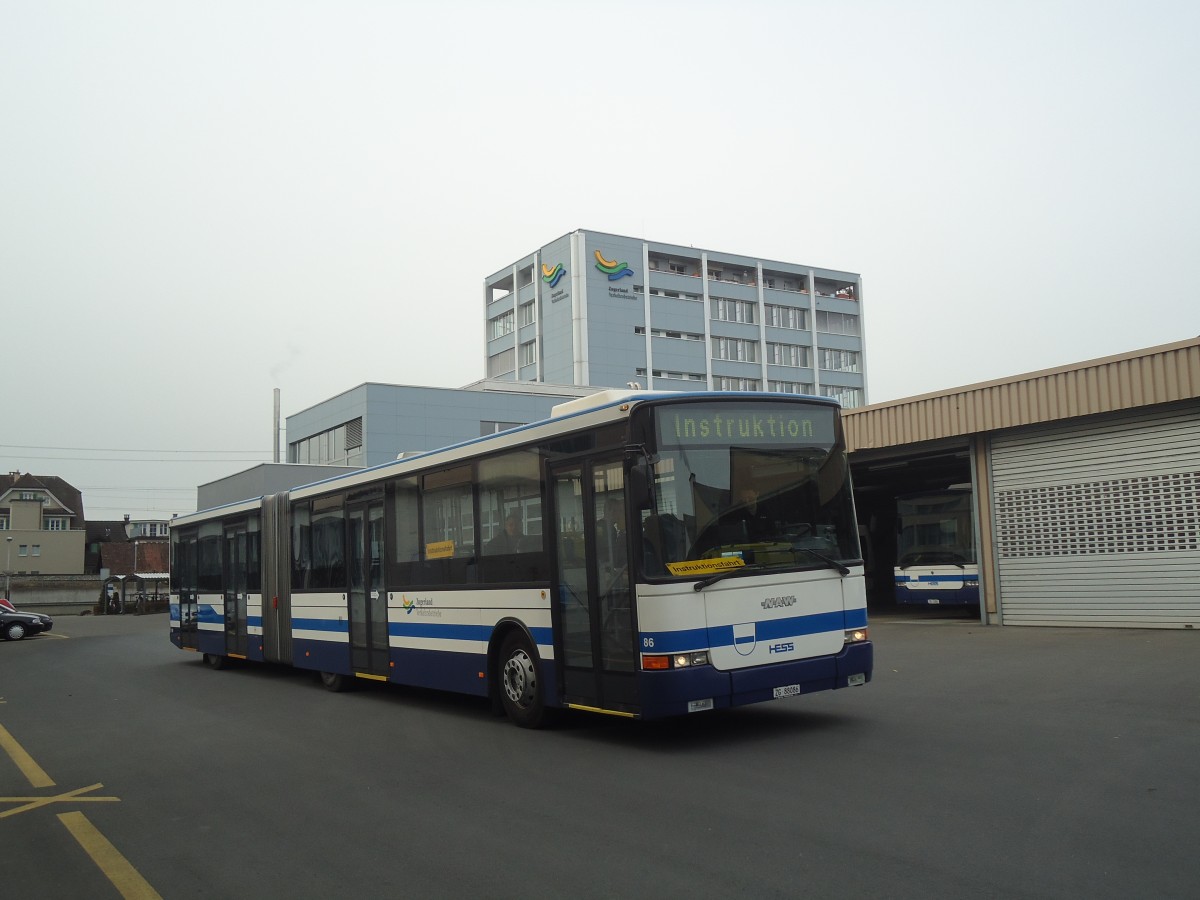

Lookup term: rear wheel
[498,631,546,728]
[202,653,228,670]
[320,671,350,692]
[4,622,27,641]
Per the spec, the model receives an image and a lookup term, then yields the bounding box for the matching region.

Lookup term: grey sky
[2,0,1196,519]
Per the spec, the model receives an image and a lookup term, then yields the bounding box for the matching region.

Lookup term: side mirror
[628,462,653,510]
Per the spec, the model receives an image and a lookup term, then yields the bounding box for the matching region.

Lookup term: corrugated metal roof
[844,337,1200,452]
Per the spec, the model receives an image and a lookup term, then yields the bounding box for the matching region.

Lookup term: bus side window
[478,449,547,584]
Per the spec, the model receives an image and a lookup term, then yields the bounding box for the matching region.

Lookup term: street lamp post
[5,535,12,603]
[124,515,138,615]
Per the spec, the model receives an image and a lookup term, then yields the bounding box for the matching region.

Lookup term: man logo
[733,622,756,656]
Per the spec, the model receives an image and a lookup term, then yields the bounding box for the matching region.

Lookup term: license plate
[927,598,941,604]
[688,698,714,713]
[773,684,802,699]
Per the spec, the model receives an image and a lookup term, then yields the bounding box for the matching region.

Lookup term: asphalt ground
[1,611,1197,899]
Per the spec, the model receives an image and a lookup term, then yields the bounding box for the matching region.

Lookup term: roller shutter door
[990,401,1200,628]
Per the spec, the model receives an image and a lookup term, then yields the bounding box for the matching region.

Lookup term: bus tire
[203,653,228,670]
[320,671,350,693]
[498,630,546,728]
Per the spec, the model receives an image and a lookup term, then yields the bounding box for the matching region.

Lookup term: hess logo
[768,642,794,654]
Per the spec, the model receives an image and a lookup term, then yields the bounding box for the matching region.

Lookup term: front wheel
[320,671,351,692]
[202,653,228,670]
[4,622,27,641]
[498,631,546,728]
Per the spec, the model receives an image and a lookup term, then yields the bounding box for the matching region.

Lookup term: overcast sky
[2,0,1197,520]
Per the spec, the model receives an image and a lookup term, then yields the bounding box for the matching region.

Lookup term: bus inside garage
[850,443,978,616]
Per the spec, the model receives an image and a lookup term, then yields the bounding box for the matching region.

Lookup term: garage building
[846,337,1200,629]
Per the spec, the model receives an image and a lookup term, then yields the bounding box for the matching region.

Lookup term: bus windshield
[640,401,860,578]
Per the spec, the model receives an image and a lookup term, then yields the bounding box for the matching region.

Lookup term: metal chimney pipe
[273,388,281,464]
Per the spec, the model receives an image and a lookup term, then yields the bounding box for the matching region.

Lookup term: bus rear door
[347,500,389,677]
[222,524,249,658]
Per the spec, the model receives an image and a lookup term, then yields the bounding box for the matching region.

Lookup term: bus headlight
[844,628,869,644]
[643,651,710,670]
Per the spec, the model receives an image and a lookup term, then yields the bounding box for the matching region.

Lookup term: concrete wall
[5,574,108,615]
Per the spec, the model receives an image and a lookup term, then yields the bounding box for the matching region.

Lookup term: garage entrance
[849,440,976,616]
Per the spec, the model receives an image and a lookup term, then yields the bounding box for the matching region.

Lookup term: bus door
[222,524,249,657]
[348,501,389,676]
[549,458,638,714]
[178,532,200,651]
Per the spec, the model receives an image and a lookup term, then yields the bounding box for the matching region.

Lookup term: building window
[713,376,761,391]
[31,545,40,557]
[768,380,814,394]
[816,310,860,336]
[712,337,758,362]
[44,517,67,531]
[819,349,860,373]
[766,342,810,368]
[765,303,807,330]
[0,517,8,530]
[288,418,365,467]
[518,302,536,327]
[519,341,536,368]
[489,310,515,340]
[711,297,756,324]
[487,347,515,377]
[18,545,27,556]
[820,386,863,407]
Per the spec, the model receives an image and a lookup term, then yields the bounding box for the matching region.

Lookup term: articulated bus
[893,489,979,607]
[170,390,872,727]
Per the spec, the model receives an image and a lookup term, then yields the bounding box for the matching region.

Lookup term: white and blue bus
[893,489,979,607]
[170,390,872,727]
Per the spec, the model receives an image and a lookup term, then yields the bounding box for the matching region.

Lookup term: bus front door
[348,501,389,677]
[222,524,249,657]
[549,459,638,715]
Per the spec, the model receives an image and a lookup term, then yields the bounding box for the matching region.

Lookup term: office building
[484,229,866,406]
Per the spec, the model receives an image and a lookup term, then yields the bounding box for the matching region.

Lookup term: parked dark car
[1,606,53,641]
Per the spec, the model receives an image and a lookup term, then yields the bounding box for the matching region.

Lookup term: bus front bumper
[637,640,873,720]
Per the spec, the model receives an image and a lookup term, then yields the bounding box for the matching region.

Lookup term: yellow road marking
[0,782,118,818]
[0,722,56,787]
[58,811,163,899]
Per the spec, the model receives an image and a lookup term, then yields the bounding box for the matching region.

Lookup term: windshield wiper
[795,548,851,576]
[693,564,765,591]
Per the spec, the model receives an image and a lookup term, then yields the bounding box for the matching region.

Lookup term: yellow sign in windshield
[666,557,746,577]
[425,540,455,560]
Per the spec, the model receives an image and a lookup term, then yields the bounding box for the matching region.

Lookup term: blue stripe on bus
[293,617,349,633]
[896,574,970,584]
[197,606,223,625]
[644,609,862,653]
[291,619,552,646]
[248,616,262,628]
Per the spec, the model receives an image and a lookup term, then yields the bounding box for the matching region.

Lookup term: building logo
[541,262,566,288]
[594,250,635,281]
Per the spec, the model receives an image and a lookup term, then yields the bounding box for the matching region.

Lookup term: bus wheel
[499,631,545,728]
[203,653,228,670]
[320,671,350,693]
